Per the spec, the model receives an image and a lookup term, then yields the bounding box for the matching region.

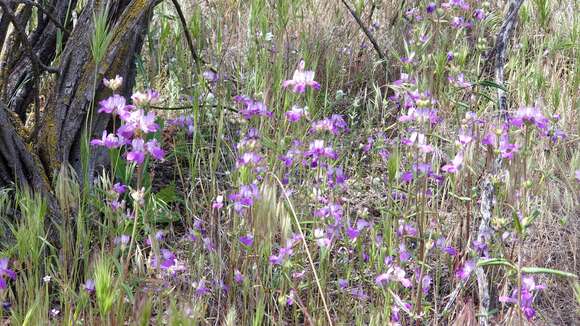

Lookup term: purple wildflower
[234,270,244,284]
[303,140,338,167]
[167,115,194,135]
[83,279,95,293]
[397,221,417,237]
[236,152,262,169]
[203,237,215,252]
[346,227,359,240]
[282,60,320,93]
[146,139,165,161]
[350,287,369,300]
[212,195,224,210]
[326,166,347,188]
[499,275,545,320]
[239,234,254,247]
[338,278,348,289]
[455,259,476,280]
[90,130,121,149]
[311,114,349,135]
[400,171,414,183]
[399,243,411,262]
[229,183,260,214]
[131,89,160,106]
[510,107,549,130]
[236,98,272,119]
[472,239,489,257]
[269,245,294,266]
[98,95,126,115]
[441,151,464,174]
[126,138,146,165]
[193,280,210,296]
[202,70,219,83]
[447,51,454,61]
[113,183,127,194]
[0,258,16,289]
[473,8,486,21]
[426,2,436,13]
[284,105,307,122]
[443,246,458,256]
[375,266,412,288]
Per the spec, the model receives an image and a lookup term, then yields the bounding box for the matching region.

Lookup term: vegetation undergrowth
[0,0,578,324]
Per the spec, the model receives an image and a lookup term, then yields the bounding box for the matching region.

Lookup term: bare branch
[340,0,388,72]
[170,0,202,67]
[0,0,43,141]
[14,0,71,36]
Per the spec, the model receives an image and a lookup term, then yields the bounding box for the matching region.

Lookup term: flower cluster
[282,60,321,93]
[91,76,165,165]
[499,275,545,320]
[234,95,272,119]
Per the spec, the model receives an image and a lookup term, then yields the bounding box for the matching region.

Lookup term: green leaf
[477,80,508,92]
[387,150,399,182]
[521,267,578,279]
[512,211,523,235]
[477,258,517,270]
[523,209,540,227]
[157,183,177,204]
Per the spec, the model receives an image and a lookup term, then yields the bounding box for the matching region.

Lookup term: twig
[0,0,50,142]
[340,0,388,72]
[14,0,71,36]
[150,103,237,113]
[169,0,202,67]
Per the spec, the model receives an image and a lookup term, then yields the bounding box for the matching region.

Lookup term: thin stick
[269,172,334,326]
[340,0,388,72]
[14,0,71,36]
[169,0,202,67]
[0,0,50,143]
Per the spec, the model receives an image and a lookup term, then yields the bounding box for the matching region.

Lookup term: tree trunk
[0,0,156,193]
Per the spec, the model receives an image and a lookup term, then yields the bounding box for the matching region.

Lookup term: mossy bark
[0,0,156,193]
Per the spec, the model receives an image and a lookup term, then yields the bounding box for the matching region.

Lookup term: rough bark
[39,0,155,181]
[0,0,156,193]
[0,103,49,191]
[1,0,75,119]
[475,1,524,325]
